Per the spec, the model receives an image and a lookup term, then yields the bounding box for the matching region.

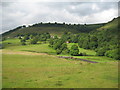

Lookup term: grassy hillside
[97,17,119,31]
[6,26,78,37]
[91,17,119,36]
[2,22,105,38]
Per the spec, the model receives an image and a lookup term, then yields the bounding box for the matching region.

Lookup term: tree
[56,49,62,55]
[70,45,79,56]
[29,35,34,39]
[53,40,63,50]
[62,48,70,54]
[54,35,58,39]
[45,32,51,39]
[18,36,22,39]
[82,40,90,49]
[30,37,38,44]
[20,38,26,45]
[24,35,29,40]
[89,42,98,50]
[60,43,67,50]
[96,48,106,56]
[20,39,26,43]
[105,49,120,60]
[71,35,78,43]
[49,38,54,47]
[21,41,26,45]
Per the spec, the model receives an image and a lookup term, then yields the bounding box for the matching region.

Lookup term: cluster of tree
[48,33,85,56]
[49,36,70,55]
[19,32,51,45]
[78,31,120,60]
[60,32,79,43]
[30,22,105,33]
[48,30,119,60]
[2,25,26,37]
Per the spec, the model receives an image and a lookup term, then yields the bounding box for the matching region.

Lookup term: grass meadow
[2,38,119,88]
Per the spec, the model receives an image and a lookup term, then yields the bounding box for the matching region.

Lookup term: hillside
[2,22,105,38]
[97,17,119,31]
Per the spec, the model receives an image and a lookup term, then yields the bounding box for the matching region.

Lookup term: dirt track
[2,50,49,56]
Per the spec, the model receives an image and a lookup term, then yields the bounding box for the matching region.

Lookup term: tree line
[18,30,119,60]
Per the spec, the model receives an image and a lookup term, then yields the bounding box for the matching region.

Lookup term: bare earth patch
[2,50,49,56]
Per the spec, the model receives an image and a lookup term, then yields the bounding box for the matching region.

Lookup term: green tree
[62,48,70,54]
[60,43,67,50]
[18,36,22,39]
[105,49,120,60]
[30,37,38,44]
[21,41,26,45]
[54,35,58,39]
[20,38,26,45]
[96,48,106,56]
[70,45,79,56]
[53,40,63,50]
[24,35,29,40]
[56,49,62,55]
[20,39,26,42]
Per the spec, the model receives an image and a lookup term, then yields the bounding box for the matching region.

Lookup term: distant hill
[97,17,119,33]
[2,16,119,38]
[91,17,119,37]
[2,22,105,38]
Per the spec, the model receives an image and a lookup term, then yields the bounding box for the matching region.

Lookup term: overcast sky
[0,0,119,33]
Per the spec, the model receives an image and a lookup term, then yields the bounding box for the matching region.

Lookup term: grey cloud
[1,2,118,34]
[66,2,117,16]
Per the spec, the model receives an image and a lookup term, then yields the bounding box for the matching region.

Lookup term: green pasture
[3,54,118,88]
[2,38,119,88]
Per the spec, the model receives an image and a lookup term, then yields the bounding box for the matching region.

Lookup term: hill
[91,17,119,45]
[2,22,105,38]
[97,17,119,32]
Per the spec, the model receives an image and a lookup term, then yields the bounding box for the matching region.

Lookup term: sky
[0,0,119,34]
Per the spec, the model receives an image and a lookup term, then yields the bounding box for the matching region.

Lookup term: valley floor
[1,38,119,88]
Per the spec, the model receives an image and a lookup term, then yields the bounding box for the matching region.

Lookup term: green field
[2,38,119,88]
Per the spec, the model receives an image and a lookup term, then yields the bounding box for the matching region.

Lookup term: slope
[2,22,105,38]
